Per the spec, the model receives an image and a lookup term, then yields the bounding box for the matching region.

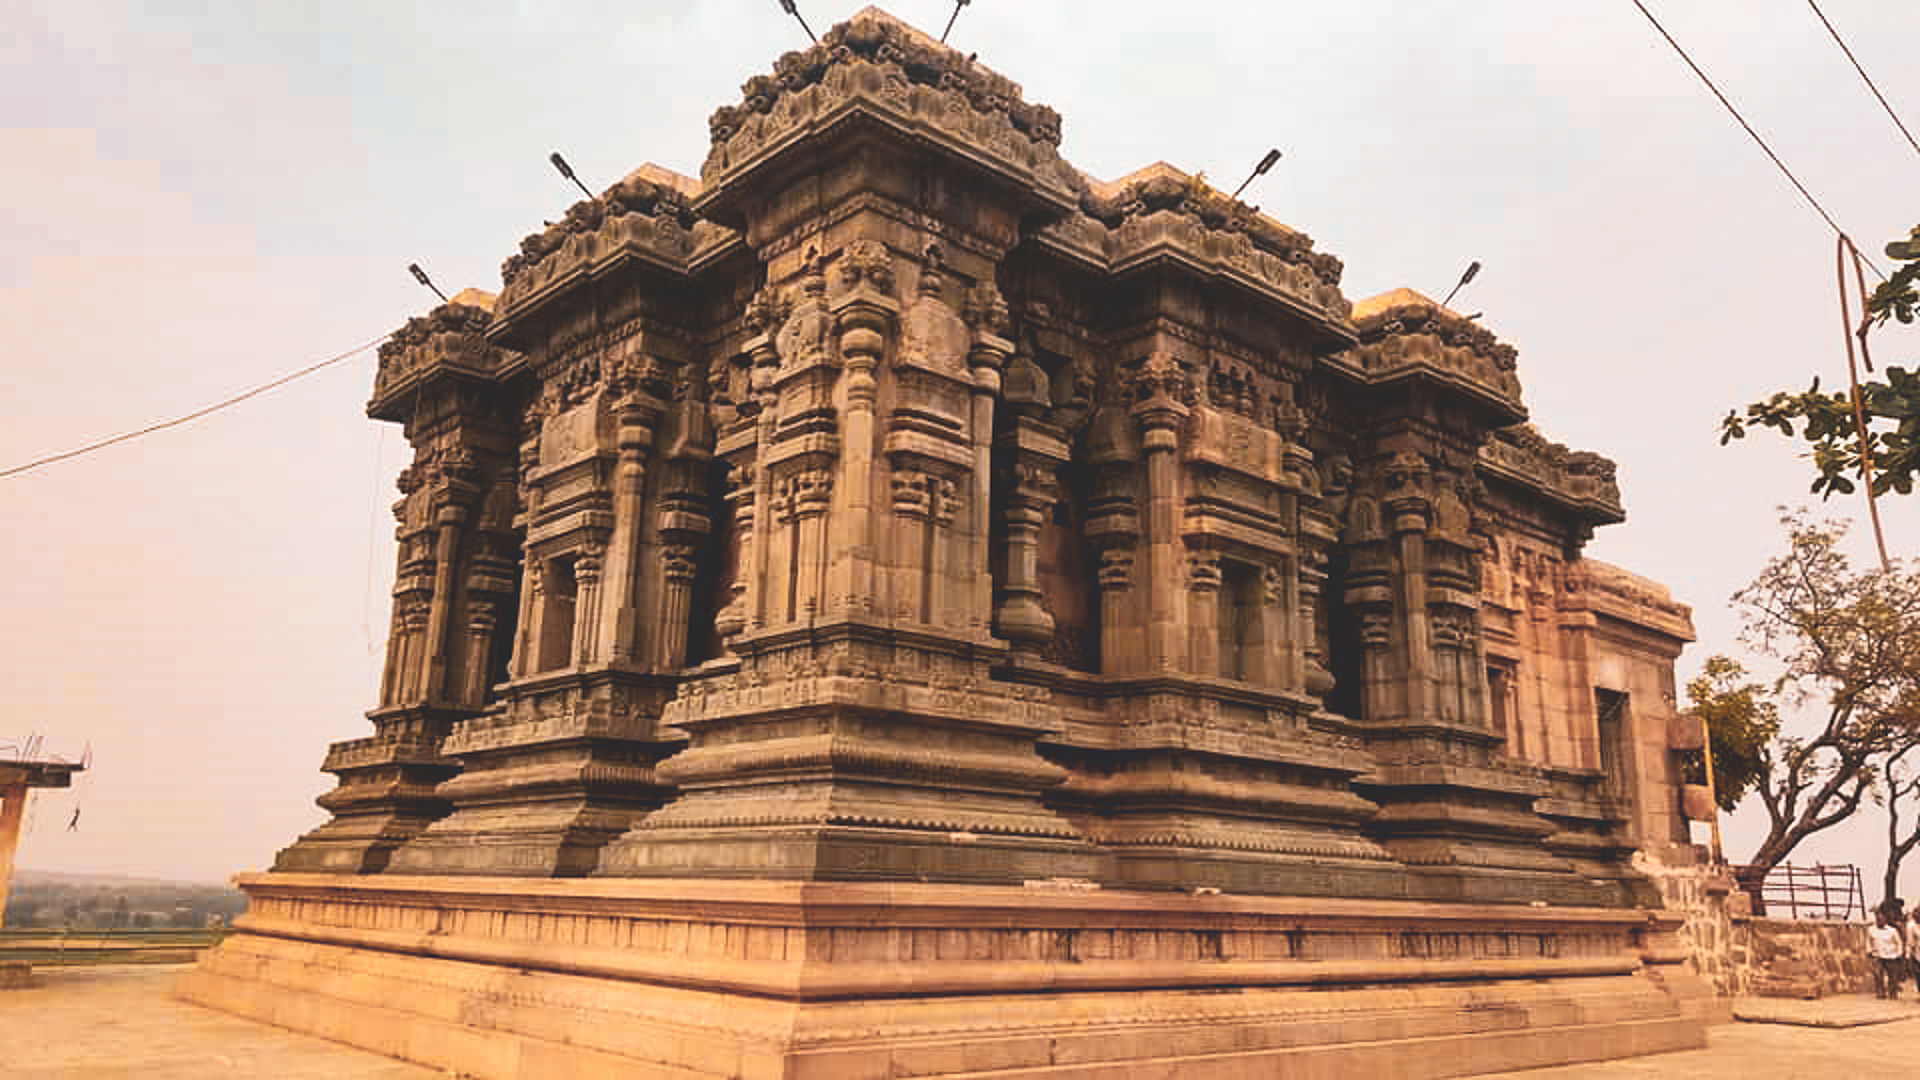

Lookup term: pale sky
[3,1,1917,888]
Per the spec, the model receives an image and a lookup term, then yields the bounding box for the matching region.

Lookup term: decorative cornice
[706,10,1061,156]
[492,174,705,330]
[1478,423,1625,525]
[1081,171,1345,292]
[1348,295,1523,414]
[1031,169,1354,335]
[370,301,511,419]
[697,10,1078,214]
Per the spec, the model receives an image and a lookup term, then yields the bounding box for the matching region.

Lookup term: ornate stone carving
[961,280,1010,333]
[1186,551,1222,592]
[835,238,895,295]
[775,249,835,372]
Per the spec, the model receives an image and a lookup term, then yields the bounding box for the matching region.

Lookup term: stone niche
[182,8,1714,1077]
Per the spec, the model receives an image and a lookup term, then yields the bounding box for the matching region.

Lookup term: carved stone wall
[208,9,1720,1076]
[273,6,1698,906]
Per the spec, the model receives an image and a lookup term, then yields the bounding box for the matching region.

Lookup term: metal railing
[0,926,227,966]
[1732,862,1868,921]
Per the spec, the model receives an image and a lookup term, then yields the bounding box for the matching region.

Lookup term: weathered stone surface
[196,5,1714,1075]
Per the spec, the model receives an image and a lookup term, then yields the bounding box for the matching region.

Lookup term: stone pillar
[461,599,499,706]
[601,403,658,664]
[993,449,1063,649]
[1254,561,1291,687]
[512,561,543,679]
[397,600,432,703]
[829,260,890,620]
[1129,356,1191,673]
[711,461,755,645]
[1083,401,1142,676]
[570,541,606,667]
[0,784,25,929]
[422,504,468,703]
[1385,451,1435,720]
[965,286,1012,633]
[1185,549,1221,676]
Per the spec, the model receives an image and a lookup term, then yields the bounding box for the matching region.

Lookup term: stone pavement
[0,964,437,1079]
[5,965,1920,1079]
[1482,996,1920,1079]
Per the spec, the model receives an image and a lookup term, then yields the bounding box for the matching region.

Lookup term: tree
[1877,744,1920,906]
[1680,655,1779,812]
[1722,226,1920,500]
[1729,512,1920,905]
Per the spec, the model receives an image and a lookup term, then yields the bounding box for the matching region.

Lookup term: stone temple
[183,9,1713,1076]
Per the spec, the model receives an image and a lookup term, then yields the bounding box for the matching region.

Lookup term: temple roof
[447,288,496,313]
[1352,287,1463,322]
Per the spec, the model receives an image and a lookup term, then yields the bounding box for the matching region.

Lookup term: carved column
[422,455,479,704]
[1185,549,1222,675]
[461,599,498,706]
[712,462,755,643]
[994,453,1062,649]
[570,541,605,668]
[964,283,1013,633]
[513,560,544,680]
[1083,399,1142,675]
[828,244,892,619]
[1251,561,1290,686]
[739,308,781,633]
[1384,450,1435,720]
[1129,356,1192,672]
[602,398,660,664]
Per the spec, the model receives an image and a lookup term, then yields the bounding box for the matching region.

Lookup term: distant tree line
[3,876,246,930]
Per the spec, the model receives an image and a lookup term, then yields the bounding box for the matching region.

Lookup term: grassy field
[0,927,226,966]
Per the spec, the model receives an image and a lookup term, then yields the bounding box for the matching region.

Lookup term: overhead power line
[1629,0,1884,278]
[1805,0,1920,160]
[0,333,389,481]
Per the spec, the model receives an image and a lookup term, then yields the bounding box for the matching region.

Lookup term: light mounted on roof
[778,0,818,44]
[941,0,971,44]
[1229,148,1282,200]
[1439,260,1482,310]
[549,151,593,200]
[408,263,449,304]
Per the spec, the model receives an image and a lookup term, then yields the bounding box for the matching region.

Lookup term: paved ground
[0,965,438,1079]
[6,964,1920,1078]
[1477,997,1920,1079]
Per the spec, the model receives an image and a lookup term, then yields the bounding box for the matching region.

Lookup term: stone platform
[177,872,1710,1079]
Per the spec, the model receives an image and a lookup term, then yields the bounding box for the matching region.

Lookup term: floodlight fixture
[779,0,818,44]
[1229,148,1282,200]
[408,263,450,304]
[549,151,594,200]
[1440,260,1481,310]
[941,0,971,44]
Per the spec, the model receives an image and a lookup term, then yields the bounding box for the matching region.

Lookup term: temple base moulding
[177,872,1710,1079]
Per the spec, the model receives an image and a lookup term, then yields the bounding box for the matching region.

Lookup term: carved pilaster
[712,462,755,644]
[570,540,606,668]
[964,278,1013,635]
[994,450,1063,650]
[601,393,661,665]
[1128,354,1193,672]
[826,237,896,619]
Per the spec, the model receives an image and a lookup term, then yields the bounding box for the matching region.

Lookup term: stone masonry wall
[1638,846,1738,996]
[1639,846,1873,999]
[1733,918,1872,999]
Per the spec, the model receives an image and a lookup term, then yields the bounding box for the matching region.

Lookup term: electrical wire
[0,333,389,481]
[1837,234,1893,571]
[1630,0,1885,279]
[1805,0,1920,160]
